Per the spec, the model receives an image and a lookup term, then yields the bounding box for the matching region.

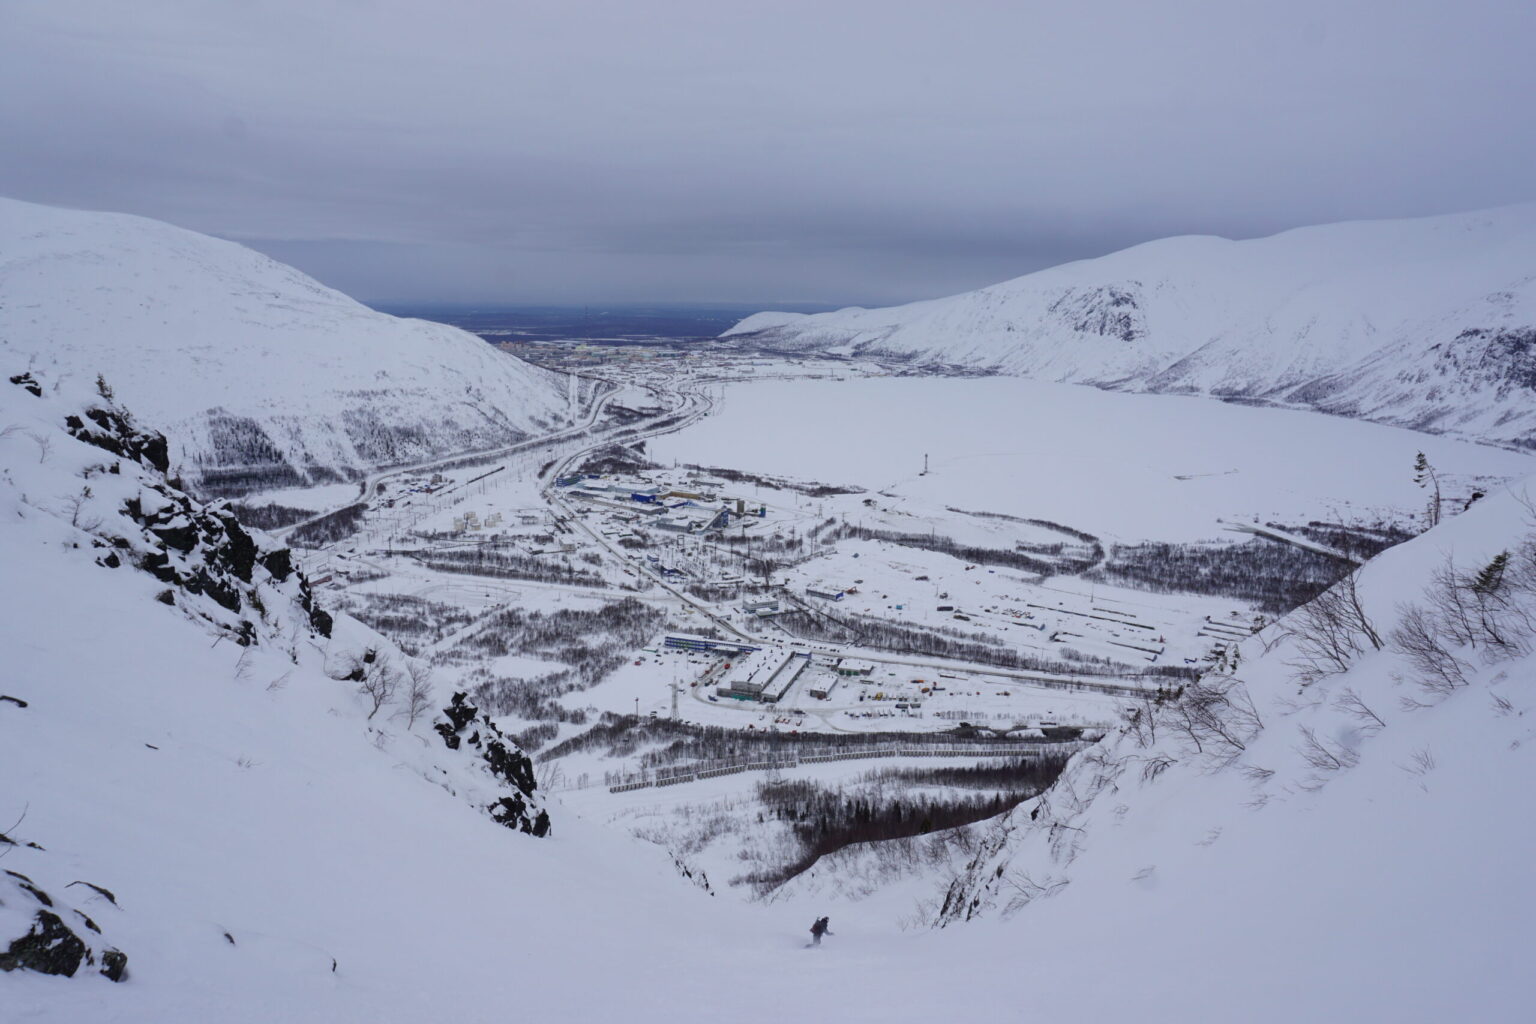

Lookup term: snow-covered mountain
[0,197,570,496]
[725,205,1536,448]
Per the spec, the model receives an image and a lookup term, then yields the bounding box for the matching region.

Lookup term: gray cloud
[4,0,1534,305]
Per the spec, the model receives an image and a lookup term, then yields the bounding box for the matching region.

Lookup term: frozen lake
[650,376,1536,541]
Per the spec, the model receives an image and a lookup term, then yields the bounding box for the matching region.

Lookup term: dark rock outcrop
[36,378,337,644]
[433,693,550,837]
[0,870,127,983]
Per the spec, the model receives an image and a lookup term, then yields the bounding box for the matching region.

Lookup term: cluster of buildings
[716,648,809,703]
[558,473,767,538]
[499,341,700,368]
[451,509,503,534]
[662,634,877,705]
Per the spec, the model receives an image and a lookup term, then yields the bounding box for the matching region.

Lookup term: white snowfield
[0,196,569,492]
[650,375,1535,542]
[726,204,1536,448]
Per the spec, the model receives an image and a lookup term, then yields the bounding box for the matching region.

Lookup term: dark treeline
[824,523,1102,576]
[863,756,1069,791]
[717,531,807,555]
[197,463,314,497]
[1093,537,1353,614]
[774,608,1185,679]
[289,502,367,548]
[338,408,437,467]
[600,404,656,426]
[944,507,1101,545]
[456,597,662,671]
[468,668,593,726]
[193,412,310,496]
[452,598,666,721]
[747,754,1068,886]
[229,502,317,531]
[1288,521,1415,561]
[409,543,605,587]
[335,592,479,656]
[681,463,865,498]
[578,444,657,476]
[542,713,1076,765]
[512,721,561,751]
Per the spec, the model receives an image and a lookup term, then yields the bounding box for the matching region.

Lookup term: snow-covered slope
[0,197,569,495]
[926,478,1535,1017]
[0,372,549,990]
[726,205,1536,448]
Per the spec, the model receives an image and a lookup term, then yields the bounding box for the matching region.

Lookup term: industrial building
[655,516,694,532]
[806,675,840,700]
[716,650,808,703]
[806,584,845,601]
[664,634,760,656]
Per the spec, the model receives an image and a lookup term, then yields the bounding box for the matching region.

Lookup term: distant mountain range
[725,205,1536,448]
[0,197,569,495]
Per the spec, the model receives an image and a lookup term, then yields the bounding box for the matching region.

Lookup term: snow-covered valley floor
[649,375,1534,542]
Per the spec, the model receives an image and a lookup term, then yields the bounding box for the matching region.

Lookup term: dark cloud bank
[4,0,1534,306]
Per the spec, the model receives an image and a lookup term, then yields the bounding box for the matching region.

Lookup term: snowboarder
[809,916,832,946]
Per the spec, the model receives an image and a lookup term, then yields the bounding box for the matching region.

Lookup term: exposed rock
[433,692,549,837]
[0,910,88,978]
[99,948,128,982]
[0,871,126,983]
[260,547,294,582]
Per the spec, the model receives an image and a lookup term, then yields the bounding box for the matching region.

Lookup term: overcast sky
[4,0,1535,307]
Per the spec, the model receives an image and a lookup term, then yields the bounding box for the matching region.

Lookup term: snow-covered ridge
[0,197,570,495]
[725,205,1536,448]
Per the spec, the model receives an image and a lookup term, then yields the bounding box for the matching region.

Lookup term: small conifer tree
[1413,452,1442,528]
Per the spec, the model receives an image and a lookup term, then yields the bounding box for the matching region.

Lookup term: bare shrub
[1159,677,1262,767]
[1391,604,1470,696]
[1283,570,1381,685]
[357,650,399,720]
[1332,687,1386,733]
[397,658,434,728]
[1294,724,1360,787]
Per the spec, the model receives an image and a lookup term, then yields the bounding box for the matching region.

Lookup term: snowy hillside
[0,197,569,495]
[0,372,548,990]
[925,476,1536,1017]
[725,205,1536,448]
